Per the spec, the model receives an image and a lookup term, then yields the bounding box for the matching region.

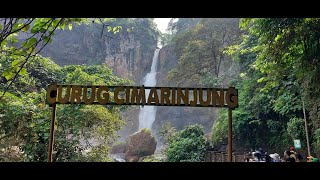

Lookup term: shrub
[165,124,208,162]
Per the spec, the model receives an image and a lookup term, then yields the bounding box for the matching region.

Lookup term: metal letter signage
[46,85,238,109]
[46,84,238,162]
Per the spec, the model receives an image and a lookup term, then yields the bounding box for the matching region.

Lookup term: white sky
[154,18,172,33]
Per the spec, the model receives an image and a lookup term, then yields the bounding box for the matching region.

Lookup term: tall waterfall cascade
[138,49,160,130]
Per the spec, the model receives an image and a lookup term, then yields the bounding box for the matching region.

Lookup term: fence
[205,151,244,162]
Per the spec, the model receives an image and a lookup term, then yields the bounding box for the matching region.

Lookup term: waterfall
[138,49,160,130]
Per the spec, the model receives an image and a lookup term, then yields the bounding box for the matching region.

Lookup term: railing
[205,151,244,162]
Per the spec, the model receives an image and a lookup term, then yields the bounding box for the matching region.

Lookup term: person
[289,146,296,152]
[284,150,296,162]
[265,153,272,162]
[269,153,280,162]
[295,152,303,162]
[307,156,319,162]
[283,150,290,161]
[289,147,297,160]
[254,148,262,162]
[243,149,251,162]
[283,147,296,162]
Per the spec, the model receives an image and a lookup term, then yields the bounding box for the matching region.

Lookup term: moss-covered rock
[125,128,157,162]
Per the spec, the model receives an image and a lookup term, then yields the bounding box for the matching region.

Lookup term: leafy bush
[158,122,176,145]
[211,109,228,146]
[312,129,320,156]
[287,117,306,141]
[0,55,131,161]
[165,124,208,162]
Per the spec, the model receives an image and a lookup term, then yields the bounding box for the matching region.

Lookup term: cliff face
[41,24,156,82]
[104,33,155,82]
[40,25,104,66]
[154,44,217,133]
[157,44,177,87]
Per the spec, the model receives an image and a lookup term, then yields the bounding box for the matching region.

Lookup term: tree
[165,124,208,162]
[168,18,241,86]
[238,18,320,154]
[0,18,122,100]
[0,55,132,161]
[168,18,200,35]
[210,18,320,155]
[158,122,176,145]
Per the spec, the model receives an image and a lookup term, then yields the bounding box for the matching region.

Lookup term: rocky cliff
[41,23,156,82]
[103,33,156,82]
[154,44,218,133]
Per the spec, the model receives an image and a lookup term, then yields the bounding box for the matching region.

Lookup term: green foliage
[211,109,228,146]
[62,64,131,86]
[158,122,176,145]
[0,54,131,161]
[209,18,320,155]
[235,18,320,154]
[167,18,297,152]
[108,18,160,57]
[240,19,320,129]
[0,55,62,95]
[80,144,113,162]
[165,18,320,155]
[165,124,208,162]
[209,21,308,152]
[287,117,306,142]
[0,18,124,100]
[142,156,158,162]
[273,89,302,116]
[312,129,320,156]
[96,18,159,52]
[0,18,86,81]
[168,18,201,35]
[168,18,241,86]
[159,32,174,46]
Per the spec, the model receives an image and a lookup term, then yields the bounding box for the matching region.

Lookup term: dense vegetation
[0,55,131,161]
[0,18,134,161]
[164,124,208,162]
[167,18,240,86]
[166,18,320,157]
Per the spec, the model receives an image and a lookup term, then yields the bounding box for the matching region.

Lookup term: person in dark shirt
[284,149,296,162]
[296,152,303,162]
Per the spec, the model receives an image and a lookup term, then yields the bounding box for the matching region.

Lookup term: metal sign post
[228,108,233,162]
[302,100,311,156]
[48,103,56,162]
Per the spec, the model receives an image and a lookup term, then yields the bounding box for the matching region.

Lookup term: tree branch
[0,18,25,44]
[0,18,64,101]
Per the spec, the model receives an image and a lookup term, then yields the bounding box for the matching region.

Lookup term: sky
[154,18,172,33]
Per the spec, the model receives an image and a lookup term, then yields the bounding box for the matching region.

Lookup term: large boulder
[125,128,157,162]
[126,156,140,162]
